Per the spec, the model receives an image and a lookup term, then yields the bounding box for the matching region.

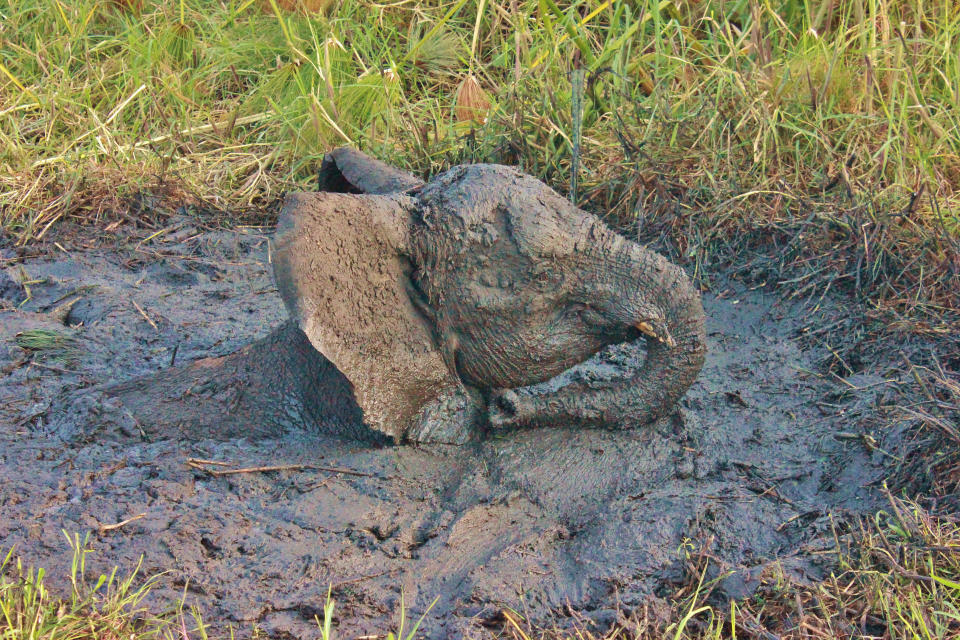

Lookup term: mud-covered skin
[297,148,705,439]
[50,321,386,445]
[408,163,706,430]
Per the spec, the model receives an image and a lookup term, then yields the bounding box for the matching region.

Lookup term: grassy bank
[4,0,958,208]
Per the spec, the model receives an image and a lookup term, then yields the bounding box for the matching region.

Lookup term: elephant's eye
[574,304,605,325]
[530,265,556,291]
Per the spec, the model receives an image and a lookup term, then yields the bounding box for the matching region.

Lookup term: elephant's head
[274,148,706,442]
[403,162,706,431]
[493,229,707,429]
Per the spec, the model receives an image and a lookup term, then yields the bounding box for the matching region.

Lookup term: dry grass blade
[455,74,491,124]
[98,513,147,533]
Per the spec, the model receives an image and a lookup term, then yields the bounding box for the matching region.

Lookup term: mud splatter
[0,223,899,638]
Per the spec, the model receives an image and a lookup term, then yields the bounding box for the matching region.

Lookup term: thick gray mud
[1,223,898,637]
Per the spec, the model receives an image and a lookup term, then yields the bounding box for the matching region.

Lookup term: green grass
[0,535,433,640]
[13,329,74,351]
[14,328,80,364]
[0,533,190,640]
[1,0,958,232]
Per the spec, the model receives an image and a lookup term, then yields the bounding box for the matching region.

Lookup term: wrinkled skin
[278,148,707,442]
[409,164,705,432]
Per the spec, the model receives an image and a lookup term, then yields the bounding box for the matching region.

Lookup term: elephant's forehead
[417,163,597,260]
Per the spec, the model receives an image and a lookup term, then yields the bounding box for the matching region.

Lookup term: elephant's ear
[273,191,460,441]
[318,147,425,195]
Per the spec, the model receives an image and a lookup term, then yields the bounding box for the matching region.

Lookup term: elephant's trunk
[612,238,706,424]
[576,229,706,425]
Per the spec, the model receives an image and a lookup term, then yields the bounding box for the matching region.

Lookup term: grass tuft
[0,534,185,640]
[14,328,81,365]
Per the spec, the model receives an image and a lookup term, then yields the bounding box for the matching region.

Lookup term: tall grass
[1,0,957,240]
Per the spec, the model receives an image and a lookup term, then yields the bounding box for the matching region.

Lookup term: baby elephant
[273,148,706,444]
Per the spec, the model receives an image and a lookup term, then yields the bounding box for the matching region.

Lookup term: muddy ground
[0,221,909,638]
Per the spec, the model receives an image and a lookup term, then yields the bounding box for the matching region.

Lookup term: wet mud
[0,223,900,637]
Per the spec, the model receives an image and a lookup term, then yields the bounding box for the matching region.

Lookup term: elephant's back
[409,163,563,309]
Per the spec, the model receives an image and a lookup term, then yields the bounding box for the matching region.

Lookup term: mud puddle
[0,222,901,637]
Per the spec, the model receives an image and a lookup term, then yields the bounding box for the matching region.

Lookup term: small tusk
[635,321,676,348]
[635,321,657,339]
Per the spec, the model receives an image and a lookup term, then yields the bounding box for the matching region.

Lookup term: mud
[1,223,901,638]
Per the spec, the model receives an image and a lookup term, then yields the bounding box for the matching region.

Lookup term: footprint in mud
[0,234,897,638]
